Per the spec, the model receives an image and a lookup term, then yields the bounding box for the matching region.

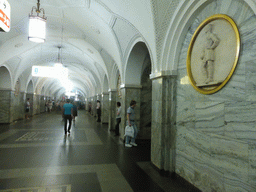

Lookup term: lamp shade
[28,15,46,43]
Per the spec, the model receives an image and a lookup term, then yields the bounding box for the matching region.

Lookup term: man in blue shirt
[62,99,73,135]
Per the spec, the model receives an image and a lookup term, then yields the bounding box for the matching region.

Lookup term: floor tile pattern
[0,111,200,192]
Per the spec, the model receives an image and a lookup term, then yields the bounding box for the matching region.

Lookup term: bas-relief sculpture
[200,24,219,85]
[187,14,240,94]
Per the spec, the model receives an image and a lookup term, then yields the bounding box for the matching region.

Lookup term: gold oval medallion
[187,14,240,94]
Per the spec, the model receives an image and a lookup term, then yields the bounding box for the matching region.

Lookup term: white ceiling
[0,0,155,98]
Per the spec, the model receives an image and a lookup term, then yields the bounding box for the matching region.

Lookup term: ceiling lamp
[28,0,46,43]
[54,46,63,67]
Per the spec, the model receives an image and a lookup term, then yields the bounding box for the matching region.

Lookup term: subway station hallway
[0,110,200,192]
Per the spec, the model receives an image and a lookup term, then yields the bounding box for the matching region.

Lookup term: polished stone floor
[0,110,200,192]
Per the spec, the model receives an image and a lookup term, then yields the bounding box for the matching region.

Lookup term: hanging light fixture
[54,46,63,67]
[28,0,46,43]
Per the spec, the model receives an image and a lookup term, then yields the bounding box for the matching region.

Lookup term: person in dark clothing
[96,100,101,122]
[62,99,73,135]
[72,103,78,121]
[115,102,121,136]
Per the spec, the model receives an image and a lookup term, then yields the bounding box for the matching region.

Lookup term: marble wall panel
[33,95,40,115]
[224,122,256,141]
[195,102,225,135]
[40,96,46,113]
[101,93,109,124]
[140,65,152,140]
[176,99,196,125]
[151,121,163,169]
[0,90,11,123]
[173,0,256,191]
[108,91,117,131]
[151,80,163,167]
[249,142,256,189]
[120,88,127,140]
[175,149,197,185]
[176,127,214,189]
[193,161,225,192]
[210,135,249,190]
[10,91,25,122]
[225,101,256,123]
[224,101,256,141]
[151,76,177,171]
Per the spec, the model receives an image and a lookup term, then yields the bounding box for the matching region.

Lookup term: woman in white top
[125,100,138,147]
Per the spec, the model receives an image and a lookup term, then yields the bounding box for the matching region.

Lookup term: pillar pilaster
[150,73,177,173]
[108,89,117,131]
[101,92,109,124]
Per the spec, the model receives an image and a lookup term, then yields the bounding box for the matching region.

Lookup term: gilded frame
[186,14,240,94]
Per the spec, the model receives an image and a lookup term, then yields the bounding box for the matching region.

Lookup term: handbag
[124,125,134,138]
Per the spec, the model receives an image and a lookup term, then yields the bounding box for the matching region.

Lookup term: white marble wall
[175,0,256,191]
[40,96,46,113]
[101,92,109,124]
[140,65,152,140]
[108,90,117,131]
[0,90,11,123]
[10,91,26,122]
[151,76,177,171]
[89,97,95,116]
[33,94,41,115]
[0,90,27,123]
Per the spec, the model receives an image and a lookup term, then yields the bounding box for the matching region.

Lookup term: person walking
[125,100,138,147]
[25,98,30,119]
[62,99,73,135]
[115,102,121,136]
[96,100,101,122]
[72,102,78,121]
[48,100,53,113]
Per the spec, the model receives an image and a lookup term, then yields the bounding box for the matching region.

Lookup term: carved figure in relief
[200,24,220,84]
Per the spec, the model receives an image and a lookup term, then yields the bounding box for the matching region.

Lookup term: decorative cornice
[150,70,177,80]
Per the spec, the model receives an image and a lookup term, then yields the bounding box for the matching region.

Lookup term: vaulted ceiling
[0,0,155,98]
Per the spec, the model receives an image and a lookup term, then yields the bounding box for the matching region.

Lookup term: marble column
[85,98,88,111]
[40,96,45,113]
[150,73,177,173]
[101,92,109,124]
[89,97,94,116]
[108,89,117,131]
[120,85,142,141]
[10,91,25,122]
[33,94,41,115]
[0,89,11,123]
[26,93,34,117]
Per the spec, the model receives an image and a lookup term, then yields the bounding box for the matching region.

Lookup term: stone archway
[120,42,153,143]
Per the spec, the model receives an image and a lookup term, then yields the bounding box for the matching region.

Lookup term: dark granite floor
[0,110,200,192]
